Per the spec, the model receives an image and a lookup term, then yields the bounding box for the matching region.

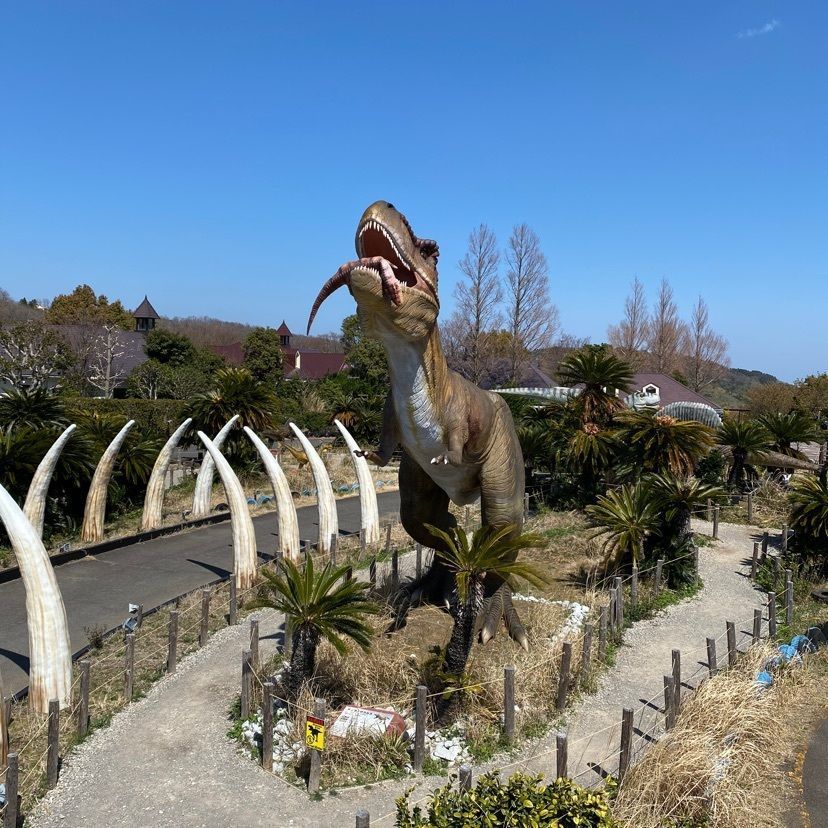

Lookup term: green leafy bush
[395,771,617,827]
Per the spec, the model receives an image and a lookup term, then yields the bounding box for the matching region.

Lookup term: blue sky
[2,2,825,381]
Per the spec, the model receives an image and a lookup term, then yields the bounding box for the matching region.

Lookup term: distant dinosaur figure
[283,442,332,469]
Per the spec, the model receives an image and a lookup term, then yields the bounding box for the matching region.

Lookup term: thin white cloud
[737,19,780,39]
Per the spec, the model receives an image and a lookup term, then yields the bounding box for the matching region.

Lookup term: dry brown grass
[613,645,828,828]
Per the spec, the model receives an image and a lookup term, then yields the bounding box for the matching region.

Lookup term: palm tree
[0,388,67,433]
[324,386,365,429]
[613,409,715,477]
[557,345,633,425]
[758,411,818,459]
[247,557,377,700]
[517,424,551,480]
[188,368,279,436]
[717,418,771,490]
[788,473,828,575]
[560,423,617,503]
[426,524,546,718]
[586,482,659,568]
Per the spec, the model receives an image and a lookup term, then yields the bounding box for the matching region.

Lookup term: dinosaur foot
[476,583,529,651]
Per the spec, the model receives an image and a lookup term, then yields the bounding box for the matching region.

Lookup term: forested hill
[705,367,779,409]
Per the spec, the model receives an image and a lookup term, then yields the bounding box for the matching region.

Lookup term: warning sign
[305,715,326,751]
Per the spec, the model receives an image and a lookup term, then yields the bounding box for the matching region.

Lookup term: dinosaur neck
[382,325,449,411]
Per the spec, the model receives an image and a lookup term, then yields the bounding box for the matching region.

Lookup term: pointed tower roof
[133,296,160,319]
[276,320,292,336]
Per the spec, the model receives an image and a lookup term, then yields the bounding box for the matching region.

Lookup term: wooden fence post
[613,577,624,630]
[308,697,326,794]
[414,685,427,773]
[761,532,769,561]
[663,676,676,730]
[608,589,617,634]
[556,732,568,779]
[753,608,762,643]
[46,699,60,789]
[199,589,211,647]
[391,549,400,595]
[369,556,377,590]
[355,810,370,828]
[241,649,252,720]
[747,491,753,522]
[750,542,760,579]
[124,632,135,701]
[250,619,260,670]
[654,558,664,599]
[262,681,273,772]
[782,524,788,555]
[785,576,794,628]
[706,498,713,521]
[671,649,681,714]
[619,707,633,779]
[556,642,572,712]
[726,621,737,667]
[3,752,18,828]
[229,578,238,625]
[415,543,423,579]
[712,506,720,540]
[167,610,179,673]
[77,659,91,738]
[706,637,717,677]
[330,533,338,566]
[630,565,639,608]
[136,603,144,628]
[598,607,608,661]
[459,763,473,793]
[503,665,516,742]
[385,522,392,555]
[768,592,777,638]
[581,623,593,681]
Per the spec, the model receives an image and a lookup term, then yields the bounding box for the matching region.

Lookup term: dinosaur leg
[477,400,529,649]
[388,451,457,631]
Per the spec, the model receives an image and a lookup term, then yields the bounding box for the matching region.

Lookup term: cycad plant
[247,557,377,700]
[613,409,715,477]
[788,473,828,576]
[560,423,617,504]
[557,345,633,426]
[758,411,818,459]
[0,388,68,432]
[586,482,659,568]
[717,418,772,490]
[426,524,546,719]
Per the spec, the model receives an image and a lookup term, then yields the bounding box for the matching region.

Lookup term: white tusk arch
[243,427,300,562]
[334,419,379,546]
[24,423,77,539]
[80,420,135,545]
[197,431,257,590]
[192,415,240,518]
[0,483,72,713]
[140,418,193,531]
[288,423,337,556]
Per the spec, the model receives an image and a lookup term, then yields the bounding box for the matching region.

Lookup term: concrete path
[804,717,828,827]
[0,490,401,697]
[26,520,770,828]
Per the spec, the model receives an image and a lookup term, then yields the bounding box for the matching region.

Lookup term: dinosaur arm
[430,425,465,466]
[356,391,398,467]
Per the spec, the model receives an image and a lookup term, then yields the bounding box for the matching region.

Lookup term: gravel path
[27,521,772,828]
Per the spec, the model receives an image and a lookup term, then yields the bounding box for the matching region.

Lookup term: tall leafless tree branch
[683,296,729,391]
[607,276,649,370]
[646,278,687,374]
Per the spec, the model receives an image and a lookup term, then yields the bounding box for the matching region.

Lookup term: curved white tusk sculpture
[140,418,193,531]
[244,427,300,562]
[0,666,7,768]
[192,415,240,519]
[197,431,258,590]
[80,420,135,545]
[24,423,77,539]
[288,423,337,555]
[334,419,380,546]
[0,483,72,713]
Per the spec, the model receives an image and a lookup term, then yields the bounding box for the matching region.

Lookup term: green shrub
[395,771,617,827]
[62,397,188,441]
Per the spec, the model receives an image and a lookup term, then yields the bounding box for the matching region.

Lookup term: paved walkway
[0,490,401,696]
[26,520,771,827]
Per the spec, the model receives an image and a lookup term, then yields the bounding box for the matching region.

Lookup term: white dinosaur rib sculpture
[140,418,193,531]
[289,422,337,555]
[192,415,240,518]
[80,420,135,544]
[243,427,300,562]
[0,483,72,713]
[334,419,379,546]
[0,665,7,768]
[23,423,77,539]
[197,431,258,590]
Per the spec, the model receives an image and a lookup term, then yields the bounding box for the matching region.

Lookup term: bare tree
[607,277,649,369]
[504,224,559,382]
[87,324,127,397]
[448,224,502,384]
[0,320,73,390]
[646,278,687,374]
[683,296,729,391]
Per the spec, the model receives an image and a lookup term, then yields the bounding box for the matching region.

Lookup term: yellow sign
[305,715,326,751]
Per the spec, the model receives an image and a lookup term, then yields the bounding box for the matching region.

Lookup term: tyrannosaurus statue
[308,201,529,648]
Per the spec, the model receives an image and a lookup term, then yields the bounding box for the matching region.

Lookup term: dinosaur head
[307,201,440,342]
